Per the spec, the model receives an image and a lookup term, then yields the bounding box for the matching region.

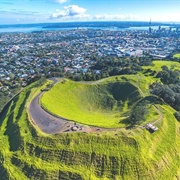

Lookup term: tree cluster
[150,66,180,111]
[129,101,149,126]
[156,65,180,84]
[68,56,152,81]
[174,111,180,122]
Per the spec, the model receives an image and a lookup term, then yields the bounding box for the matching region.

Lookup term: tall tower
[149,18,152,34]
[158,26,161,31]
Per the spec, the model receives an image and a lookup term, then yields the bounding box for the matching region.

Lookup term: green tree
[129,102,149,126]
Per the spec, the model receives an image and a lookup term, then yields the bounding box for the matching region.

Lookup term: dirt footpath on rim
[28,78,99,134]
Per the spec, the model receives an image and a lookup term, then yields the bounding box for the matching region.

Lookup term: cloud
[50,5,138,21]
[150,13,180,22]
[65,5,86,16]
[92,14,138,20]
[50,5,88,19]
[56,0,68,4]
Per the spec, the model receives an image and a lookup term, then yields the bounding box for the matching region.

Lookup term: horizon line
[0,20,180,26]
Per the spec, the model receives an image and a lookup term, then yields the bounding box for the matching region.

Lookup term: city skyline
[0,0,180,24]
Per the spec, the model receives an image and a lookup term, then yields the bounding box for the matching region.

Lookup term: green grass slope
[0,78,180,179]
[1,59,180,180]
[41,78,143,128]
[173,54,180,58]
[142,60,180,72]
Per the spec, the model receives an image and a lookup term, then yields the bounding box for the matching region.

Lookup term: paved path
[28,90,121,134]
[29,92,68,134]
[137,77,163,127]
[28,78,163,134]
[151,104,163,125]
[28,78,94,134]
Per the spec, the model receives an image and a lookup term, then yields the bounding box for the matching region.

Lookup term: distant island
[41,21,172,29]
[0,21,174,30]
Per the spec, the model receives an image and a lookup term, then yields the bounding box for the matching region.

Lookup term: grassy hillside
[40,76,159,128]
[0,77,180,179]
[142,60,180,71]
[173,54,180,58]
[1,60,180,179]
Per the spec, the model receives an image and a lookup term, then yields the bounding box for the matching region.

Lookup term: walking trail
[28,78,163,134]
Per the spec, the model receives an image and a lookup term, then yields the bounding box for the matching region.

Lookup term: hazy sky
[0,0,180,24]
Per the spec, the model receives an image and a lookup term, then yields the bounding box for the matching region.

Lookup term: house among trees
[145,123,158,132]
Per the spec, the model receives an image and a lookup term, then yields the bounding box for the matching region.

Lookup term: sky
[0,0,180,24]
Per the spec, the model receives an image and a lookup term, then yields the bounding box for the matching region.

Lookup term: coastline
[0,21,173,33]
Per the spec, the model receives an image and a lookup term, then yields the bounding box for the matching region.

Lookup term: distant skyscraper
[149,19,152,34]
[158,26,161,31]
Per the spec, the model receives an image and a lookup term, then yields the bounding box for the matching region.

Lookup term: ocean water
[0,27,41,33]
[0,26,146,33]
[0,23,171,33]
